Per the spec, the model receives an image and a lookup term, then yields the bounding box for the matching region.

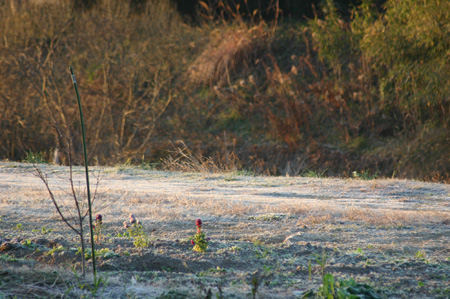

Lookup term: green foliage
[317,273,336,298]
[304,247,381,298]
[192,232,209,253]
[415,250,426,260]
[319,276,381,299]
[302,169,328,178]
[32,226,53,235]
[72,266,109,298]
[359,0,450,126]
[21,239,37,249]
[23,151,48,164]
[314,248,330,278]
[0,254,17,262]
[196,266,227,277]
[309,0,354,76]
[45,245,66,256]
[352,170,378,180]
[77,247,118,260]
[126,223,149,248]
[15,224,23,231]
[253,242,272,259]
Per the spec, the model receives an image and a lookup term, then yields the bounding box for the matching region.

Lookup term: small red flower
[196,219,202,228]
[191,240,195,245]
[95,214,102,224]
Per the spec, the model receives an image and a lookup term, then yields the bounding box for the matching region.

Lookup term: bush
[360,0,450,129]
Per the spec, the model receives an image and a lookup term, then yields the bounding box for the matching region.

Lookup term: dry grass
[161,141,242,173]
[1,162,449,233]
[186,23,269,86]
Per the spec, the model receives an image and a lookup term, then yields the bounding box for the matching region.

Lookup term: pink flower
[191,240,195,245]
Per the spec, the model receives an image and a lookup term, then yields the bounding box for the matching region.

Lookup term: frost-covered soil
[0,162,449,298]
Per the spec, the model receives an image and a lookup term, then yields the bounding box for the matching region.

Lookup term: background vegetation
[0,0,449,181]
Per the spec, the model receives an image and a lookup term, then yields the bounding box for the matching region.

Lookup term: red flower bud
[196,219,202,228]
[95,214,103,224]
[191,240,195,245]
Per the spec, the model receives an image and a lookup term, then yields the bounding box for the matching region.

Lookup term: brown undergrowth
[0,0,449,182]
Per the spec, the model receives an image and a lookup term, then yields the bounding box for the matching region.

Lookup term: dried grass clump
[343,206,449,227]
[186,23,269,86]
[161,141,241,173]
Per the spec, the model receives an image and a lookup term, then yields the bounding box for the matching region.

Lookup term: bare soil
[0,162,449,298]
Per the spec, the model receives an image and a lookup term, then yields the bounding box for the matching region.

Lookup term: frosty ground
[0,162,449,298]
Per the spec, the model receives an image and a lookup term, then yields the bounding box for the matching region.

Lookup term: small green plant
[45,245,66,256]
[324,276,381,299]
[304,274,381,298]
[314,248,330,278]
[352,170,378,180]
[191,219,209,252]
[15,223,23,231]
[72,266,108,298]
[116,231,130,238]
[77,247,118,260]
[304,247,381,298]
[32,226,53,235]
[415,250,426,260]
[126,223,149,248]
[254,244,272,259]
[22,239,37,249]
[302,169,328,178]
[23,150,47,164]
[230,245,241,253]
[317,273,336,298]
[355,248,364,255]
[197,266,227,277]
[88,274,108,298]
[0,254,17,262]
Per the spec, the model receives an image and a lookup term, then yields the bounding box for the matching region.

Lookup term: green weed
[77,247,118,260]
[415,250,426,260]
[0,254,17,262]
[352,170,378,180]
[126,223,149,248]
[302,169,328,178]
[45,245,66,256]
[72,266,109,298]
[32,226,53,235]
[21,239,37,249]
[23,150,47,164]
